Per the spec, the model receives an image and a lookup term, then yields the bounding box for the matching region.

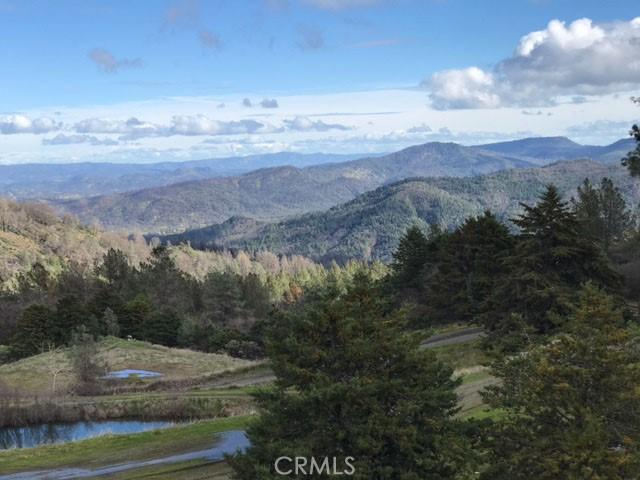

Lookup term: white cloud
[42,134,119,146]
[88,48,142,73]
[75,117,157,135]
[428,67,501,110]
[428,17,640,110]
[283,116,351,131]
[74,115,279,139]
[0,115,62,134]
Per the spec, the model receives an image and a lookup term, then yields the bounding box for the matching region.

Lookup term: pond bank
[0,430,249,479]
[0,416,254,477]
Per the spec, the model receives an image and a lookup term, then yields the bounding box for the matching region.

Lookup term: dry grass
[0,337,257,395]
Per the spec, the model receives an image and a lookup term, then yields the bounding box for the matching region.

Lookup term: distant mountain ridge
[160,159,640,263]
[476,136,635,163]
[0,152,370,200]
[53,136,635,233]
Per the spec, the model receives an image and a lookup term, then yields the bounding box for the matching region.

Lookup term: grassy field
[0,337,258,395]
[0,415,254,475]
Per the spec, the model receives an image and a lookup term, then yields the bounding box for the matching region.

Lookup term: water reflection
[0,420,172,449]
[105,369,163,379]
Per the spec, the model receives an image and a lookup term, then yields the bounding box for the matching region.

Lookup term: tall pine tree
[230,272,474,479]
[481,185,618,346]
[426,212,514,325]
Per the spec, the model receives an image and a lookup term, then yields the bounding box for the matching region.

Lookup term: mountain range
[52,137,635,233]
[0,152,369,200]
[160,159,640,263]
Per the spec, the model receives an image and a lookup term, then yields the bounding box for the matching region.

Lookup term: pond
[0,420,173,449]
[104,369,163,379]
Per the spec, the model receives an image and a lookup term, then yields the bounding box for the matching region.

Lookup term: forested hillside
[0,198,330,293]
[163,159,640,262]
[53,137,631,233]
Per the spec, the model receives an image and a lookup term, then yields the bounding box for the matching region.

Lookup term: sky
[1,0,639,164]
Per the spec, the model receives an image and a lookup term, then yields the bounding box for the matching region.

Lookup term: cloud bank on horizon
[0,0,639,164]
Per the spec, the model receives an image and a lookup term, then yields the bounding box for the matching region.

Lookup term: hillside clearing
[0,337,258,395]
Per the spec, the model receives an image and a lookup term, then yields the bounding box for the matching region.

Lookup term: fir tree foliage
[481,285,640,480]
[230,272,474,479]
[481,185,619,343]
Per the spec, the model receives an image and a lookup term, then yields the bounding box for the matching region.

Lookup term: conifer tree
[10,304,55,359]
[427,212,514,325]
[390,224,447,304]
[230,272,474,479]
[622,98,640,176]
[481,285,640,479]
[481,185,618,345]
[572,178,632,253]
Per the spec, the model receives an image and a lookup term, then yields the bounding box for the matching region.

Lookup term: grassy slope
[0,415,254,474]
[0,337,257,395]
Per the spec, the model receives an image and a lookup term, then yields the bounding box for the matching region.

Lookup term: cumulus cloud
[42,134,118,146]
[283,116,351,132]
[296,25,324,50]
[73,115,280,139]
[0,115,62,134]
[199,30,222,50]
[88,48,142,73]
[428,67,501,109]
[260,98,279,108]
[75,117,156,135]
[242,98,253,107]
[427,17,640,109]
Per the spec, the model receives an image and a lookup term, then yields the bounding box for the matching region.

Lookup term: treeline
[1,245,384,361]
[387,177,639,350]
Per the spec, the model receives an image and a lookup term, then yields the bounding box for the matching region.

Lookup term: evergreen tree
[572,177,632,253]
[202,272,246,326]
[120,293,152,338]
[10,304,55,358]
[622,123,640,177]
[94,248,134,291]
[426,212,514,325]
[139,246,194,314]
[481,185,619,346]
[390,224,447,303]
[53,295,91,344]
[598,177,632,251]
[141,308,181,346]
[481,285,640,479]
[230,273,474,479]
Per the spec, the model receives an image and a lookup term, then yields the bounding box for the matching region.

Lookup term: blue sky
[1,0,639,164]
